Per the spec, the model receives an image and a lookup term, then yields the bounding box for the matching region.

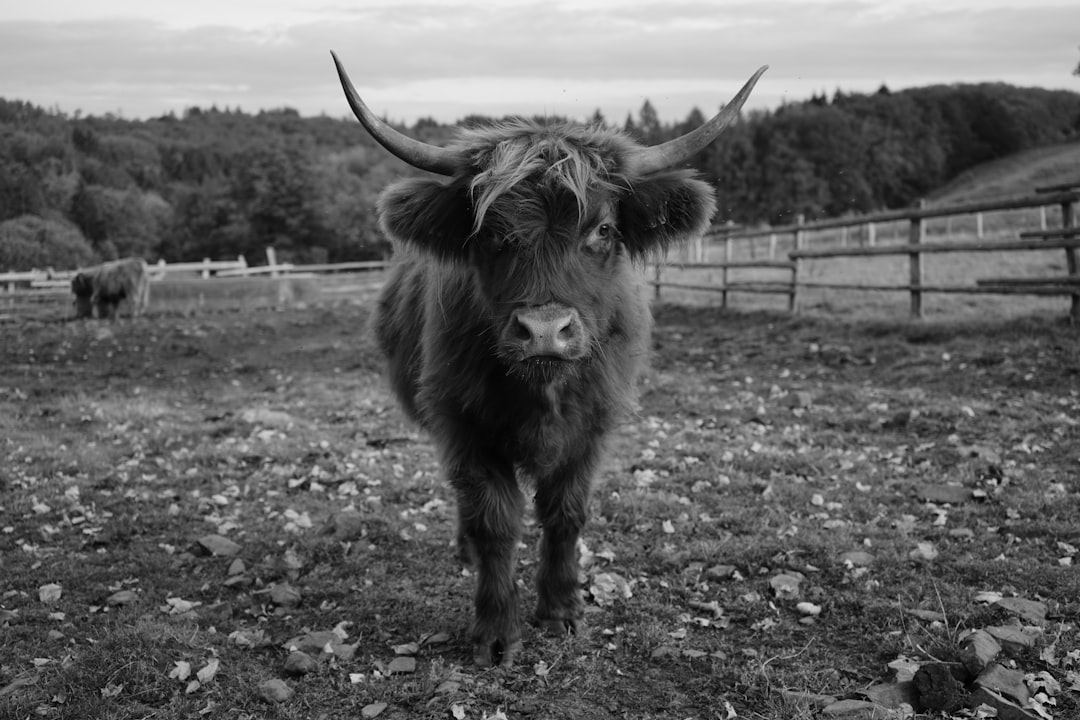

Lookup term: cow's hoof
[534,615,584,637]
[473,636,522,668]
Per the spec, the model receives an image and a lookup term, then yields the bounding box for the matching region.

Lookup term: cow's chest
[500,377,609,474]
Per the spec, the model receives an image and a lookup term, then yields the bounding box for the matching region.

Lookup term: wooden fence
[6,184,1079,322]
[653,181,1080,320]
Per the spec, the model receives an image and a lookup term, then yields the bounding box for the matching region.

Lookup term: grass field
[2,299,1078,719]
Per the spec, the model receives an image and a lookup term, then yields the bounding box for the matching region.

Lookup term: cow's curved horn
[331,51,460,176]
[627,65,768,176]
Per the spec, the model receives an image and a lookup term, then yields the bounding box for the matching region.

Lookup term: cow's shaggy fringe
[454,120,636,234]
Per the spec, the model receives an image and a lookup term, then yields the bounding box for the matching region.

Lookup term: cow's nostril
[557,317,575,341]
[512,317,534,342]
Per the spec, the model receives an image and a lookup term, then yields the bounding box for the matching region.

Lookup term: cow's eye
[585,222,618,253]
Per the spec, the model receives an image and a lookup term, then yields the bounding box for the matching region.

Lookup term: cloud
[2,1,1078,123]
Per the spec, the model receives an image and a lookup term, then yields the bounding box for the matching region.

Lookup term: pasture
[2,298,1079,719]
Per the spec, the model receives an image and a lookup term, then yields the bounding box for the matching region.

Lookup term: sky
[2,0,1079,126]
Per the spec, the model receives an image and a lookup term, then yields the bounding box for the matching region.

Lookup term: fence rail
[654,179,1080,319]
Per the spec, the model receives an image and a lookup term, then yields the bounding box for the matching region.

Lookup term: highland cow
[71,257,150,319]
[332,51,766,667]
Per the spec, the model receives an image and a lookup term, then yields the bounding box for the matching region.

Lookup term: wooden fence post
[653,263,662,301]
[1063,199,1079,321]
[909,200,926,319]
[768,233,777,260]
[790,213,805,313]
[201,258,211,279]
[721,236,732,309]
[867,222,876,247]
[976,212,984,239]
[266,247,279,277]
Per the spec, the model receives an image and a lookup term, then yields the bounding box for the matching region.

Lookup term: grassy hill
[928,141,1080,204]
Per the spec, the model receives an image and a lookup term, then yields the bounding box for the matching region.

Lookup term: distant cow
[72,258,150,319]
[332,52,766,667]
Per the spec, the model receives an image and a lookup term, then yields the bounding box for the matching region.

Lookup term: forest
[2,81,1079,271]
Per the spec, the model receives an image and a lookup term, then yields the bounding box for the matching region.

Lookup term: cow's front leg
[452,468,525,668]
[532,461,594,637]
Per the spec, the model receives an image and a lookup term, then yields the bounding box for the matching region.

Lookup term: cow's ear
[618,170,716,260]
[377,176,475,261]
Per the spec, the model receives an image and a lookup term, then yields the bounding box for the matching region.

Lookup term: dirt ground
[2,301,1079,719]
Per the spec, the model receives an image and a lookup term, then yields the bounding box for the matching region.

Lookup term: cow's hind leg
[451,464,525,668]
[532,458,595,637]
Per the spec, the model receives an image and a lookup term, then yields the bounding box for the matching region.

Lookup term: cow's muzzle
[503,304,585,361]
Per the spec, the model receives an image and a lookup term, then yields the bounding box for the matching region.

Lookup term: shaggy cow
[72,257,150,319]
[332,52,766,667]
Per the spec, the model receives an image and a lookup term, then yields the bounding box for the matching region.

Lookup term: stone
[958,629,1001,675]
[974,664,1030,706]
[284,651,317,676]
[984,624,1038,655]
[994,597,1047,624]
[257,678,294,703]
[968,687,1040,720]
[197,534,241,557]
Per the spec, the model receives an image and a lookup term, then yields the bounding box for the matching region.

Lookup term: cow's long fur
[372,119,716,667]
[71,257,149,320]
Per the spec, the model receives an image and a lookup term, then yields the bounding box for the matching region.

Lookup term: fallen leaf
[38,584,62,604]
[161,597,202,615]
[105,590,136,606]
[769,572,803,600]
[229,628,272,648]
[196,659,219,684]
[362,702,388,718]
[590,572,632,606]
[169,661,192,681]
[197,534,242,557]
[909,542,938,562]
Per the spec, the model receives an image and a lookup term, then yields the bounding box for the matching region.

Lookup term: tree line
[2,81,1079,271]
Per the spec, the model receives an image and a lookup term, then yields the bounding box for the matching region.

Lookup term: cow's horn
[627,65,768,176]
[331,51,460,176]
